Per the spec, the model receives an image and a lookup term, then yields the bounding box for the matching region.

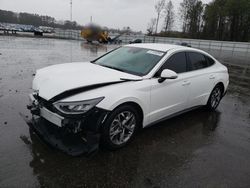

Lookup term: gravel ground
[0,36,250,188]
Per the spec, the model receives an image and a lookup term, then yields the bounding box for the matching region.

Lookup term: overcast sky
[1,0,212,32]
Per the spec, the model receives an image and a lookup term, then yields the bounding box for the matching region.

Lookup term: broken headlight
[53,97,104,115]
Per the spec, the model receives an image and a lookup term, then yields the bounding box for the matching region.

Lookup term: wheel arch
[205,81,225,105]
[110,101,144,129]
[215,82,225,94]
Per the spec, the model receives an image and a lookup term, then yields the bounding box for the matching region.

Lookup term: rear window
[188,52,208,70]
[205,56,215,66]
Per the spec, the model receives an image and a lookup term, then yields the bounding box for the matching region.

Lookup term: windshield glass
[93,47,165,76]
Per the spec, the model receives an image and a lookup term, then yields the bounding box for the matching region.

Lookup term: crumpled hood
[33,62,141,101]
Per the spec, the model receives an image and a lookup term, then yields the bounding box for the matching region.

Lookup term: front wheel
[101,105,139,150]
[206,85,223,110]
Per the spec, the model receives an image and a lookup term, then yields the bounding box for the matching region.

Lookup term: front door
[149,52,190,124]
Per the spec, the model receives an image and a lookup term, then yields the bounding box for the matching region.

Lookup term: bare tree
[163,0,174,32]
[154,0,166,34]
[147,18,157,35]
[179,0,204,37]
[179,0,189,33]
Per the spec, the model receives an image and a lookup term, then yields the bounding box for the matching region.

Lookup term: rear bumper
[223,79,229,98]
[223,89,227,98]
[26,93,109,156]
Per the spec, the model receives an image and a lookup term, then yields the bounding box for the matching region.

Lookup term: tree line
[0,9,142,34]
[0,9,82,30]
[148,0,250,42]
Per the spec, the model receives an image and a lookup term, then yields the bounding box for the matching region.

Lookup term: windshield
[93,47,165,76]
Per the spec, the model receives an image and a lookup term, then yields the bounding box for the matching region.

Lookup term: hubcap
[109,111,136,145]
[210,88,221,108]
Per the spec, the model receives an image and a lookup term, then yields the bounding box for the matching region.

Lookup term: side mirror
[158,69,178,83]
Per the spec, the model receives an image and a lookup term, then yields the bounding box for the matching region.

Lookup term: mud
[0,36,250,187]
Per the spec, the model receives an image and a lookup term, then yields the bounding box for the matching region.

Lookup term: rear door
[186,52,216,108]
[149,52,190,124]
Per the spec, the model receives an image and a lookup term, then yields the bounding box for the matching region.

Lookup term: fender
[98,96,149,126]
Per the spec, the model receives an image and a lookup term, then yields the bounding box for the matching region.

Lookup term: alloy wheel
[210,87,222,108]
[109,111,136,145]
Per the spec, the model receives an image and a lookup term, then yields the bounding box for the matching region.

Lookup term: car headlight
[53,97,104,115]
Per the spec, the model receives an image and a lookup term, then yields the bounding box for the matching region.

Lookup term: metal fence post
[219,42,223,58]
[232,43,236,58]
[245,43,250,61]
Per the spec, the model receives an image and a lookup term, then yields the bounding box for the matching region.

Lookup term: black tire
[101,105,140,150]
[206,85,223,110]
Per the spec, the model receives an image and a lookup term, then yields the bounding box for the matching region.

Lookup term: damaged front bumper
[26,93,109,156]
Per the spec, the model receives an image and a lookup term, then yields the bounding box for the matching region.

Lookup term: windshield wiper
[101,65,126,73]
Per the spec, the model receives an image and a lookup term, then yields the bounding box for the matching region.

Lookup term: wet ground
[0,36,250,188]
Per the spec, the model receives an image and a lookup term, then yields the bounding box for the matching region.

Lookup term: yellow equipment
[81,24,110,43]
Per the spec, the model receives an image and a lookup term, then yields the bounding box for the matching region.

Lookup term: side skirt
[145,105,204,128]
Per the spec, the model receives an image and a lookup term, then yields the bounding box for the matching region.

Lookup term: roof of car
[125,43,189,52]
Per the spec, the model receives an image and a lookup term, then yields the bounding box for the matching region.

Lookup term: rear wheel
[206,85,223,110]
[101,105,139,150]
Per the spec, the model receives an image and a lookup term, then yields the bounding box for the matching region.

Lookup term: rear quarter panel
[214,61,229,93]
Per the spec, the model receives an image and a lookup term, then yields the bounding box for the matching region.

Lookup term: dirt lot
[0,36,250,188]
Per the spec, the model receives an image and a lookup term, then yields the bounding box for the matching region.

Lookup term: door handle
[209,75,215,79]
[182,81,191,86]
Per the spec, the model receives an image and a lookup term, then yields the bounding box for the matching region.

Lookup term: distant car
[129,39,142,44]
[28,43,229,154]
[176,42,192,47]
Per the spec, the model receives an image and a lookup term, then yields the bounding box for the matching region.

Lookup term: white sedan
[28,43,229,154]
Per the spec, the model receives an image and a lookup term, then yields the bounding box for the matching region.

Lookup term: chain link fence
[53,29,250,65]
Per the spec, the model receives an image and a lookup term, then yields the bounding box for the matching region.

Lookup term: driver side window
[156,52,187,77]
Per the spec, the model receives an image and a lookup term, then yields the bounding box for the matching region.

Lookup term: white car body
[28,43,229,154]
[32,43,229,127]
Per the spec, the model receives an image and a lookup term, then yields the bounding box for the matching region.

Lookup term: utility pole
[70,0,73,62]
[70,0,72,22]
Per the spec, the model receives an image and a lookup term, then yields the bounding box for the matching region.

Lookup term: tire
[101,105,140,150]
[206,85,223,110]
